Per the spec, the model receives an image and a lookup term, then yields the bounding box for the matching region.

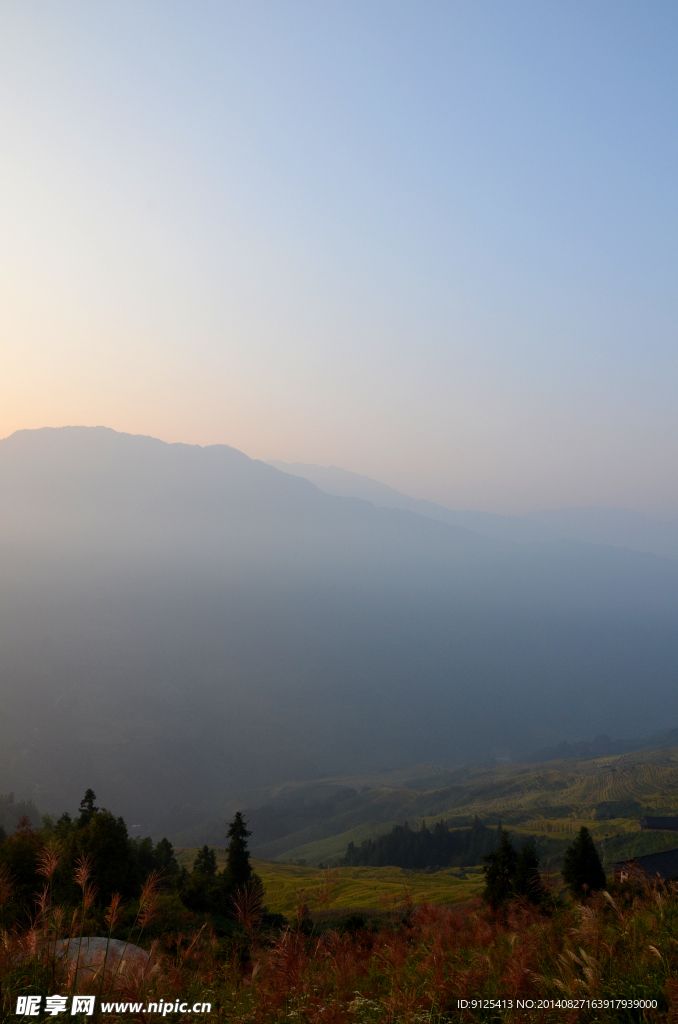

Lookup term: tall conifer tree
[193,845,217,877]
[226,812,252,889]
[562,826,606,897]
[482,829,517,909]
[514,840,544,904]
[78,789,98,827]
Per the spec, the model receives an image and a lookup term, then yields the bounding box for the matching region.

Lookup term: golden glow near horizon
[2,3,677,518]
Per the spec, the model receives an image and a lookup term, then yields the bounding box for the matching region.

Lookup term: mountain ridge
[268,459,678,560]
[1,427,678,838]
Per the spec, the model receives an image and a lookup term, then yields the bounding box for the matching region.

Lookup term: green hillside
[242,746,678,867]
[174,849,485,918]
[254,860,485,916]
[175,746,678,920]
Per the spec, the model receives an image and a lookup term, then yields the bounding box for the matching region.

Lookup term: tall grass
[0,856,161,1016]
[3,868,678,1020]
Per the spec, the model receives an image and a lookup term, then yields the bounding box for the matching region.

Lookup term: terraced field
[252,861,485,916]
[423,750,678,823]
[176,747,678,907]
[174,849,484,918]
[237,747,678,866]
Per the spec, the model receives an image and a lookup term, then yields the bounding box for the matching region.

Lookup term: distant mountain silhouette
[524,728,678,763]
[269,460,678,560]
[1,427,678,838]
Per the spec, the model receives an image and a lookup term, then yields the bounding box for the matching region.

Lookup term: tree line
[0,788,258,927]
[343,816,608,910]
[342,818,504,869]
[482,825,606,908]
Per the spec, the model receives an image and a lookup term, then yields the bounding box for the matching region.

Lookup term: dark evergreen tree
[153,838,179,881]
[562,826,606,897]
[514,840,544,904]
[54,812,73,839]
[181,846,221,913]
[55,809,132,905]
[43,797,179,908]
[482,829,517,909]
[78,789,98,827]
[130,836,156,884]
[193,845,217,877]
[226,812,252,889]
[181,817,260,916]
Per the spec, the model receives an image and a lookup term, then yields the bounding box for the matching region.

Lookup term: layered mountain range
[1,426,677,839]
[269,460,678,559]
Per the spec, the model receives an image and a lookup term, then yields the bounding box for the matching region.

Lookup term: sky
[1,1,677,516]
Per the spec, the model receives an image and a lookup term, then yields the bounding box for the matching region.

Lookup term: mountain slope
[173,742,678,865]
[269,460,678,559]
[1,427,678,838]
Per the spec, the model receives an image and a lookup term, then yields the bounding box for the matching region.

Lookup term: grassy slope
[265,820,400,866]
[247,746,678,865]
[250,789,431,862]
[174,747,678,916]
[251,860,485,916]
[174,848,484,918]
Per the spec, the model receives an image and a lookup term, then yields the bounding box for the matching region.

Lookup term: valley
[170,742,678,918]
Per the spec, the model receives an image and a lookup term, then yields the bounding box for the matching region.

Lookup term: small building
[615,848,678,884]
[639,817,678,831]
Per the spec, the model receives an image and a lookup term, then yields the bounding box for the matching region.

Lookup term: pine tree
[78,789,98,827]
[482,829,517,909]
[193,844,217,877]
[514,840,544,904]
[226,812,252,890]
[154,838,179,880]
[562,826,606,897]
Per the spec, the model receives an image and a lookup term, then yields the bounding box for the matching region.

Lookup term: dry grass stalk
[138,869,162,928]
[104,892,124,932]
[6,861,678,1019]
[36,841,60,884]
[74,853,93,891]
[231,883,263,936]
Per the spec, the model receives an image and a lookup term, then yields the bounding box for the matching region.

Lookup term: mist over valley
[1,426,677,843]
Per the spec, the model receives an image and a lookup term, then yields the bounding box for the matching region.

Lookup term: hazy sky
[1,1,677,515]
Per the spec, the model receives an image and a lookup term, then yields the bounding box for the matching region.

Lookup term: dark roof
[616,848,678,881]
[640,817,678,830]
